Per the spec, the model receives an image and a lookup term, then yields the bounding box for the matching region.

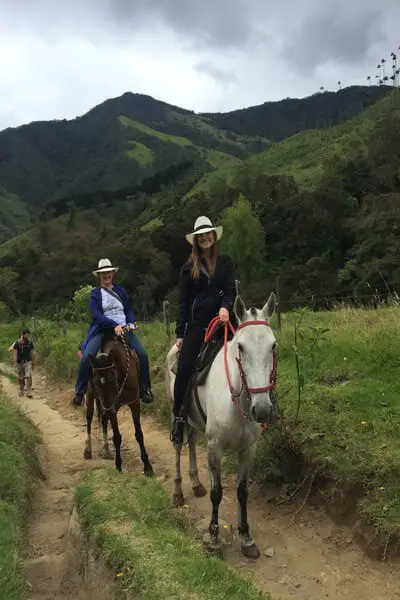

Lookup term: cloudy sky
[0,0,399,130]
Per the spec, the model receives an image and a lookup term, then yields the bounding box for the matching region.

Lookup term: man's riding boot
[72,393,84,406]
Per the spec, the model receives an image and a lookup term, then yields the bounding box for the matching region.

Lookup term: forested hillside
[0,86,398,318]
[0,86,390,244]
[204,85,390,140]
[0,92,268,215]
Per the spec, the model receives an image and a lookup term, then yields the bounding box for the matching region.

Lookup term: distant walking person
[8,328,35,397]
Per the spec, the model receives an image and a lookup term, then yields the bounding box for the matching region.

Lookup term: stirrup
[169,416,188,445]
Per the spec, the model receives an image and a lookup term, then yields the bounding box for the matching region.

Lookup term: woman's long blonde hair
[191,232,218,280]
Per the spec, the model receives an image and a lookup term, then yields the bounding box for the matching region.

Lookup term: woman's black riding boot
[72,393,84,406]
[171,416,185,445]
[140,386,154,404]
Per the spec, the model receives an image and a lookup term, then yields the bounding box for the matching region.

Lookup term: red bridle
[204,317,277,431]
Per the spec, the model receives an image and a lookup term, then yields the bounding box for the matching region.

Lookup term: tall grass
[0,393,41,600]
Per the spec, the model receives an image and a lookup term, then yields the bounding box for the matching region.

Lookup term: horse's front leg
[130,406,154,477]
[109,411,122,471]
[237,445,260,559]
[188,427,206,497]
[84,389,94,459]
[172,438,185,507]
[100,411,112,460]
[207,442,223,558]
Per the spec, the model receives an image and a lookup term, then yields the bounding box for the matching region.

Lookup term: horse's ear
[262,292,276,319]
[88,354,95,367]
[234,295,246,323]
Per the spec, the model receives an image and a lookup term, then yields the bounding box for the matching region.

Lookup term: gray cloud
[0,0,399,130]
[281,3,385,74]
[194,62,238,84]
[0,0,259,49]
[112,0,259,48]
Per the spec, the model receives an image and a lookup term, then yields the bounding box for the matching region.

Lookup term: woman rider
[72,258,153,406]
[171,216,236,444]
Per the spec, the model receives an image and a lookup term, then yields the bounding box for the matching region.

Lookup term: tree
[71,285,92,322]
[220,194,266,292]
[0,267,20,316]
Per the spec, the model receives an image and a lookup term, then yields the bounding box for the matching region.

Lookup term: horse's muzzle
[251,397,276,424]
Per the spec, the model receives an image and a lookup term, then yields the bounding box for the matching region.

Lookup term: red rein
[204,317,277,432]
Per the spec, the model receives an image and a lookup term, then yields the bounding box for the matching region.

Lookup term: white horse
[165,293,277,559]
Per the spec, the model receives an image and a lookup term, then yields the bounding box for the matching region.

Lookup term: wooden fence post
[163,300,171,342]
[276,276,281,330]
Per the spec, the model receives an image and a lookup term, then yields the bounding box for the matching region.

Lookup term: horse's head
[233,292,277,424]
[88,352,117,411]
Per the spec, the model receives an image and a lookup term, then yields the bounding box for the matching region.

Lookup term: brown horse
[83,332,154,476]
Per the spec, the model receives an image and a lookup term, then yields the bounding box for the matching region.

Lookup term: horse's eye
[238,343,244,353]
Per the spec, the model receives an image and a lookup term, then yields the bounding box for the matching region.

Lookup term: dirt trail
[2,366,399,600]
[0,368,114,600]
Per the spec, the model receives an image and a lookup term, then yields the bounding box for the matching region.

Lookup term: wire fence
[6,276,400,338]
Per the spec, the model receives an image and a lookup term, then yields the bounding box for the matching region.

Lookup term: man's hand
[114,325,123,337]
[219,307,229,323]
[176,338,184,349]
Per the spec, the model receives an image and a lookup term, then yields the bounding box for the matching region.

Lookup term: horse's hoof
[83,448,92,460]
[206,544,223,560]
[116,465,122,472]
[100,449,113,460]
[172,492,185,507]
[193,483,207,497]
[241,542,260,560]
[144,463,154,477]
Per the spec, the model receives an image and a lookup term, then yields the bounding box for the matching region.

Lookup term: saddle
[193,326,225,385]
[175,323,233,423]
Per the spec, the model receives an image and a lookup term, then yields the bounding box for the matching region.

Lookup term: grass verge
[255,305,400,556]
[76,469,272,600]
[0,392,41,600]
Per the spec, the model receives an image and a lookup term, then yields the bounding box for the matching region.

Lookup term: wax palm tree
[377,63,381,84]
[381,58,386,79]
[391,53,398,86]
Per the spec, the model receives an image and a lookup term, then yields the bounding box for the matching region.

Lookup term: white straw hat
[92,258,119,276]
[185,216,223,245]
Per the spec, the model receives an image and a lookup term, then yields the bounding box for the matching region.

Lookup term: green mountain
[204,85,390,140]
[0,88,399,318]
[0,92,267,210]
[0,85,390,245]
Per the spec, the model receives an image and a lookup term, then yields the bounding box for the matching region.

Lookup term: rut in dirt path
[1,370,113,600]
[2,365,400,600]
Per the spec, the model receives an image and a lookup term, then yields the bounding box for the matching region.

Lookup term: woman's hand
[219,307,229,323]
[114,325,123,337]
[176,338,184,349]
